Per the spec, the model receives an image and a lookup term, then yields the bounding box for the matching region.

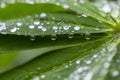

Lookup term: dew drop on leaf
[112,70,119,77]
[0,2,6,8]
[51,34,57,40]
[0,22,6,31]
[16,21,23,26]
[63,25,70,30]
[41,27,47,32]
[68,33,74,39]
[76,60,80,64]
[40,13,47,19]
[53,26,58,30]
[41,75,45,79]
[34,20,40,25]
[29,24,35,29]
[38,25,43,29]
[10,27,17,33]
[74,26,80,31]
[33,76,40,80]
[30,35,35,41]
[63,4,69,9]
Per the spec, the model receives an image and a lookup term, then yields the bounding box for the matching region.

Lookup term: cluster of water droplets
[93,0,120,18]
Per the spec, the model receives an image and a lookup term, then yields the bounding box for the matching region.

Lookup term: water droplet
[30,35,35,41]
[0,2,6,8]
[77,67,83,73]
[63,25,70,30]
[79,0,85,3]
[26,0,35,4]
[34,20,40,25]
[85,32,91,40]
[85,60,91,64]
[41,75,45,78]
[33,76,40,80]
[102,4,111,13]
[53,26,58,30]
[10,27,17,33]
[104,62,110,68]
[38,25,43,29]
[63,4,69,9]
[51,34,57,40]
[76,60,80,64]
[82,14,87,17]
[74,26,80,31]
[95,28,99,31]
[112,70,119,77]
[0,22,6,31]
[65,65,69,68]
[41,27,47,32]
[29,24,35,29]
[16,22,23,26]
[40,13,47,19]
[93,54,98,58]
[68,33,74,39]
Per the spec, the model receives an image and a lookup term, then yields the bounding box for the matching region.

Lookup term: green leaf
[0,0,120,80]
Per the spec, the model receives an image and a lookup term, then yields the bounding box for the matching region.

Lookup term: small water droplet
[16,22,23,26]
[79,0,85,3]
[41,75,45,79]
[53,26,58,30]
[93,54,98,58]
[40,13,47,19]
[74,26,80,31]
[85,60,91,64]
[63,4,69,9]
[0,2,6,8]
[29,24,35,29]
[68,33,74,39]
[34,20,40,25]
[82,14,87,17]
[30,35,35,41]
[10,27,17,33]
[76,60,80,64]
[38,25,43,29]
[85,32,91,40]
[51,34,57,40]
[63,25,70,30]
[0,22,6,31]
[41,27,47,32]
[112,70,119,77]
[65,65,69,68]
[33,76,40,80]
[104,62,110,68]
